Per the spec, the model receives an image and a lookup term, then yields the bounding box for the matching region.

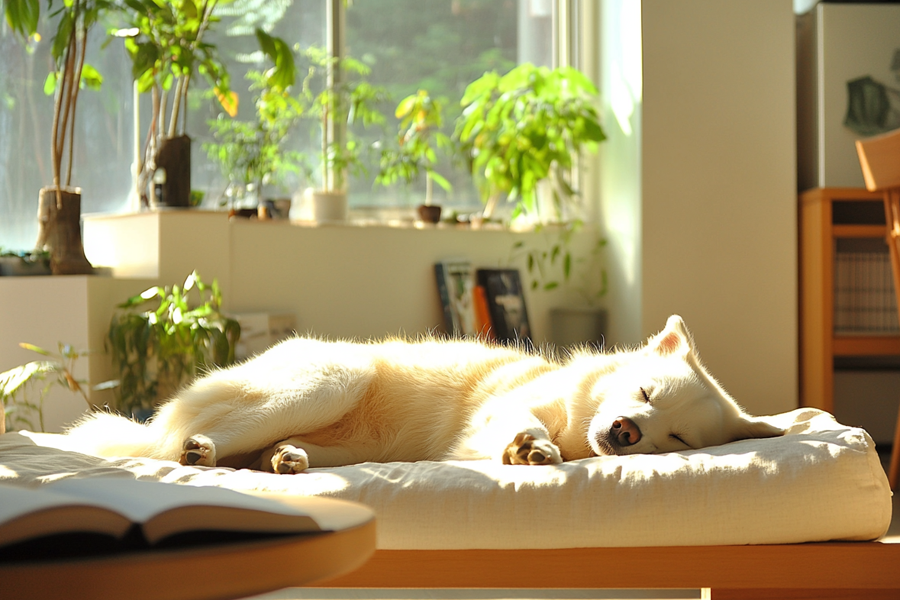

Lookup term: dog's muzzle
[610,417,642,447]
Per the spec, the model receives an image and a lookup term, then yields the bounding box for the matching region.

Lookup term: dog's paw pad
[503,432,562,466]
[180,436,216,467]
[272,445,309,474]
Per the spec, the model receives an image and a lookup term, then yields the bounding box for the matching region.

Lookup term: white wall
[601,0,798,415]
[797,3,900,190]
[83,212,602,343]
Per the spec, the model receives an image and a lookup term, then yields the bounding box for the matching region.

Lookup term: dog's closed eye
[669,433,688,446]
[640,387,651,403]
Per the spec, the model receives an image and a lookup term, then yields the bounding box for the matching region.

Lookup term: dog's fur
[65,315,783,472]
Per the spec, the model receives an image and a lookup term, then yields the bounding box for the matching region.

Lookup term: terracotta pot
[417,204,442,223]
[36,187,94,275]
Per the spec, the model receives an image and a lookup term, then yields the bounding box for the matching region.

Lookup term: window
[0,0,561,250]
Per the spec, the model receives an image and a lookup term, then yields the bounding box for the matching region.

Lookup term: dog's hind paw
[271,445,310,474]
[503,432,562,466]
[180,435,217,467]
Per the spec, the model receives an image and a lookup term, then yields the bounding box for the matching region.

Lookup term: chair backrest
[856,127,900,192]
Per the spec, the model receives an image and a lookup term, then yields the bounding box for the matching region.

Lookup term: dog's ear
[729,416,785,443]
[646,315,696,358]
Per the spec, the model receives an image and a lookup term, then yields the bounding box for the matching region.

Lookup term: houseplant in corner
[4,0,110,274]
[299,45,386,222]
[455,63,606,225]
[106,271,240,419]
[112,0,233,209]
[376,90,453,224]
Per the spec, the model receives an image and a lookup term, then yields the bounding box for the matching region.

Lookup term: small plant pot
[306,188,348,222]
[549,306,607,350]
[418,204,442,223]
[0,255,51,276]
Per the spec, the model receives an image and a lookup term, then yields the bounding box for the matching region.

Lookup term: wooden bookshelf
[799,187,900,412]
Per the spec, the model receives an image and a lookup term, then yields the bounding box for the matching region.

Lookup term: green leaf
[51,11,73,63]
[255,29,295,90]
[428,170,452,192]
[4,0,40,38]
[131,43,159,81]
[80,63,103,90]
[19,343,51,357]
[43,72,58,96]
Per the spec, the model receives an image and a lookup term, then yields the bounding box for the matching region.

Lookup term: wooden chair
[856,127,900,490]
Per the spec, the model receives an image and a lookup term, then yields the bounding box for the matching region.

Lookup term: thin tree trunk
[168,76,183,138]
[56,30,78,198]
[179,72,191,135]
[65,20,88,188]
[157,88,167,148]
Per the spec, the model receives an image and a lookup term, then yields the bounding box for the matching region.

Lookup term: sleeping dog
[65,315,783,472]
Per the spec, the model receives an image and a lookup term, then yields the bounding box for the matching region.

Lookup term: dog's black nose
[611,417,642,446]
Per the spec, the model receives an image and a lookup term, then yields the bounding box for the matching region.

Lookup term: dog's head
[575,315,783,456]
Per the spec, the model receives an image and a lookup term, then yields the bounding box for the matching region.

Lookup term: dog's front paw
[181,435,216,467]
[271,445,310,474]
[503,432,562,465]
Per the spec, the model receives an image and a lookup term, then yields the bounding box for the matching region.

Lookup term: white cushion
[0,408,890,549]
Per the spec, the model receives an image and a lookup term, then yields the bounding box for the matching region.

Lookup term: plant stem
[168,77,183,138]
[66,17,88,188]
[322,103,329,190]
[158,87,167,147]
[56,29,78,194]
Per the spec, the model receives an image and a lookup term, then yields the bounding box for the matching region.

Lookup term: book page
[0,483,132,548]
[45,478,322,544]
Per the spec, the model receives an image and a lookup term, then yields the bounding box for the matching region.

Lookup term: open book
[0,478,323,558]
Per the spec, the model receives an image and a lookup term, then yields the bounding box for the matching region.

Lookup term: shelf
[833,225,888,238]
[833,336,900,357]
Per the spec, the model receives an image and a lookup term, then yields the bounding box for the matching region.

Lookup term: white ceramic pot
[306,188,348,223]
[549,306,607,350]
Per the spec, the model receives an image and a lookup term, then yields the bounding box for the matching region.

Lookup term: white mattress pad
[0,408,891,549]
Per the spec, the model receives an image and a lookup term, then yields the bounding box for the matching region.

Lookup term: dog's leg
[180,434,217,467]
[257,437,379,473]
[501,430,563,465]
[454,397,564,465]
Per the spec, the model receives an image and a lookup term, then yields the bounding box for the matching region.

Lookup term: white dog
[66,315,783,472]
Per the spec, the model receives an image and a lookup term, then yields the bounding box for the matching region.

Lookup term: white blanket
[0,408,891,549]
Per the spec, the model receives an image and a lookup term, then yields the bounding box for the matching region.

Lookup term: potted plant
[203,29,305,215]
[513,226,609,349]
[0,249,51,277]
[106,271,240,419]
[112,0,233,209]
[4,0,110,274]
[455,63,606,224]
[299,45,386,222]
[0,342,93,433]
[376,90,453,224]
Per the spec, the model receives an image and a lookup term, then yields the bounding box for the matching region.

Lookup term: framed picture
[475,268,531,344]
[434,260,477,337]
